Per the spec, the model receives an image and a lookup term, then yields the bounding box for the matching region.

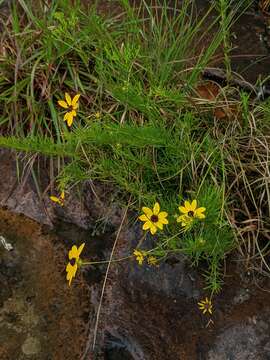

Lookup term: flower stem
[82,255,132,266]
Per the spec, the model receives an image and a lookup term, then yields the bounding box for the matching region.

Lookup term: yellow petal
[142,206,153,218]
[64,112,70,121]
[195,207,206,219]
[50,196,60,204]
[65,92,72,106]
[184,201,192,211]
[67,113,74,127]
[60,191,65,200]
[179,206,188,214]
[77,243,85,256]
[71,94,80,106]
[58,100,68,109]
[139,214,148,221]
[158,211,168,219]
[133,250,140,257]
[209,308,213,315]
[190,200,197,211]
[159,217,168,225]
[155,222,163,230]
[69,245,79,260]
[150,225,157,235]
[142,221,151,230]
[153,202,160,215]
[73,103,79,110]
[66,263,78,286]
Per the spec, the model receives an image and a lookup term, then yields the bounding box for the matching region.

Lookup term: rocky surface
[0,209,91,360]
[1,150,270,359]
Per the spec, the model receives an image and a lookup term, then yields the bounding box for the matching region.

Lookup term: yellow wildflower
[176,214,193,229]
[133,249,146,265]
[198,297,213,315]
[58,92,80,127]
[139,202,168,235]
[95,111,101,119]
[50,191,65,206]
[177,199,206,227]
[66,243,85,286]
[147,255,158,266]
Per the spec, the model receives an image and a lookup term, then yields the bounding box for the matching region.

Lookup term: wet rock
[0,209,91,360]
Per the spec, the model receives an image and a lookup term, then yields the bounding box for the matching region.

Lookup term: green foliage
[0,0,264,293]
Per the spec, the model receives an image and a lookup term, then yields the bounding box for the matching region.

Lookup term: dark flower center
[70,258,76,266]
[150,215,159,223]
[188,210,194,217]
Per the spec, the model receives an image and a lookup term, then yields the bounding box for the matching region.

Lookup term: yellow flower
[58,92,80,127]
[139,202,168,235]
[66,243,85,286]
[176,214,193,229]
[95,111,101,119]
[177,199,206,227]
[133,249,146,265]
[147,255,158,266]
[198,297,213,315]
[50,191,65,206]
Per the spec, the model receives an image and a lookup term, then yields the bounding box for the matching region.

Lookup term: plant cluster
[1,0,269,295]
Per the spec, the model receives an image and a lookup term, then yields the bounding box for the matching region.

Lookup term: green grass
[1,0,270,293]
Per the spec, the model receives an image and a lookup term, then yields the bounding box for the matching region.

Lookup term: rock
[0,149,123,230]
[0,149,91,229]
[207,317,270,360]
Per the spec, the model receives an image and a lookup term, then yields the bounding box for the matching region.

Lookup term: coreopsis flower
[133,249,146,265]
[139,202,168,235]
[177,200,205,227]
[147,255,158,266]
[50,191,65,206]
[198,297,213,315]
[176,214,193,229]
[58,92,80,127]
[66,243,85,286]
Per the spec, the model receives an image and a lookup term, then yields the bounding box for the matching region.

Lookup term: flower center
[70,258,77,266]
[188,210,194,217]
[150,215,159,223]
[68,105,74,112]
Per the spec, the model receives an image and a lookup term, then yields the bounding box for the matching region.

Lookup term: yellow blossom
[58,92,80,127]
[95,111,101,119]
[177,199,206,227]
[66,243,85,286]
[176,214,193,229]
[147,255,158,266]
[133,249,146,265]
[50,191,65,206]
[139,202,168,235]
[198,297,213,315]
